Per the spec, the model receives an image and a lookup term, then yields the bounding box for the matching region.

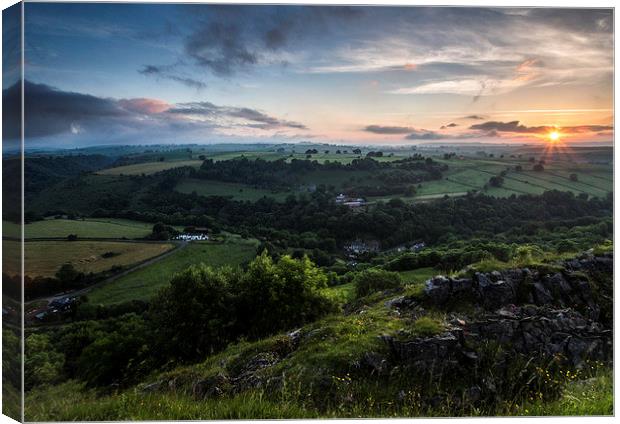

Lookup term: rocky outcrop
[423,254,611,319]
[382,303,611,406]
[381,254,613,404]
[144,329,302,399]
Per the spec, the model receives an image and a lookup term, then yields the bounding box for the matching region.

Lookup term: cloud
[470,120,613,135]
[185,22,259,77]
[118,98,171,114]
[163,5,364,77]
[469,120,539,133]
[440,123,459,129]
[364,125,417,134]
[230,108,307,129]
[169,102,307,130]
[404,129,445,140]
[138,64,206,90]
[463,115,486,120]
[3,80,307,144]
[4,80,129,139]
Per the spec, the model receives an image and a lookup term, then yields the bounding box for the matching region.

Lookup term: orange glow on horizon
[548,130,561,142]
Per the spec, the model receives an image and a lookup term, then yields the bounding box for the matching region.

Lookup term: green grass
[398,267,436,284]
[512,367,613,416]
[421,158,612,199]
[97,160,203,176]
[321,282,356,304]
[21,240,174,278]
[86,241,258,305]
[175,178,291,201]
[4,218,159,239]
[25,380,315,421]
[2,378,21,421]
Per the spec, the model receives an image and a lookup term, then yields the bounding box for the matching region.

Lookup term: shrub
[150,252,334,362]
[354,269,402,298]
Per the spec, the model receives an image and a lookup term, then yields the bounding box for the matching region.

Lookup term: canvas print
[1,2,614,421]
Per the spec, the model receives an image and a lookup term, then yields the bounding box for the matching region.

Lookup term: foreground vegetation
[22,244,614,420]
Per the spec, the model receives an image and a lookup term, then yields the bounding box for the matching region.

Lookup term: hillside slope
[26,252,613,420]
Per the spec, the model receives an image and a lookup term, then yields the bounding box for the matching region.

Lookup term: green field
[21,240,174,278]
[87,240,258,305]
[398,267,437,284]
[97,160,203,176]
[175,179,292,201]
[4,218,159,239]
[174,154,612,205]
[408,157,612,200]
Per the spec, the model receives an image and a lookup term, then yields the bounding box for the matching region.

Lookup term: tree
[56,263,80,285]
[76,314,149,386]
[150,265,238,362]
[25,334,64,390]
[570,173,579,182]
[236,251,332,338]
[533,163,544,172]
[489,176,504,187]
[149,253,334,361]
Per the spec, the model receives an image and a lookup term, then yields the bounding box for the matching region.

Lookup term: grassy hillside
[22,241,174,278]
[25,256,613,420]
[87,240,258,305]
[97,160,203,176]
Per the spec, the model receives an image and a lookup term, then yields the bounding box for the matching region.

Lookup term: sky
[2,3,614,147]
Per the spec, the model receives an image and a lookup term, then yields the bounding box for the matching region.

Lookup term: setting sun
[548,130,561,142]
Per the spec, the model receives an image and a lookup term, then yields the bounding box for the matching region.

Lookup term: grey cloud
[463,115,486,120]
[470,120,613,135]
[178,6,364,76]
[169,102,307,130]
[5,81,305,144]
[185,22,258,76]
[469,120,537,133]
[138,64,206,89]
[5,80,128,139]
[404,129,444,140]
[364,125,416,134]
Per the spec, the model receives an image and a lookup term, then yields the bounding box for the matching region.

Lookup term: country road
[24,240,189,309]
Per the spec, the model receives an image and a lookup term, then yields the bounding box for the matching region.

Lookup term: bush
[25,334,65,390]
[150,251,334,362]
[354,268,402,298]
[236,251,334,339]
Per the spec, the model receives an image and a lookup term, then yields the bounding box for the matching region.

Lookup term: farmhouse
[344,239,380,257]
[336,194,367,208]
[175,233,209,241]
